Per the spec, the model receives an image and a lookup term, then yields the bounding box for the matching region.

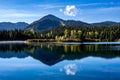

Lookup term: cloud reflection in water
[60,64,78,75]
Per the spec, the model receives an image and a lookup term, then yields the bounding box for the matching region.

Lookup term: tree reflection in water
[0,42,119,66]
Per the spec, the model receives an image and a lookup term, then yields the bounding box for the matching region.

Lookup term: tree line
[0,29,35,40]
[37,26,120,41]
[0,26,120,41]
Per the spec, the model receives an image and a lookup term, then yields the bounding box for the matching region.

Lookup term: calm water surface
[0,42,120,80]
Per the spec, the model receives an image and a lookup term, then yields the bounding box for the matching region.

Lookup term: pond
[0,42,119,80]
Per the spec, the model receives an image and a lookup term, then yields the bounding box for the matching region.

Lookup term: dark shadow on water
[0,42,119,66]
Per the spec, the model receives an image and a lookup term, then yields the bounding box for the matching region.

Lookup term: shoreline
[25,39,100,43]
[0,39,119,44]
[0,41,26,44]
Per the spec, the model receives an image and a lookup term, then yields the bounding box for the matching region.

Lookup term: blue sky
[0,0,120,23]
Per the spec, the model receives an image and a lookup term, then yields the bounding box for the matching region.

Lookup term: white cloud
[60,5,78,16]
[61,64,78,75]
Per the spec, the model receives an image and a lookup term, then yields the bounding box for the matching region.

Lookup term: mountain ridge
[26,14,120,31]
[91,21,120,26]
[0,14,119,31]
[0,22,28,30]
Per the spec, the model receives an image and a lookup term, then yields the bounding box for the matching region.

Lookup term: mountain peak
[45,14,56,17]
[40,14,63,22]
[26,15,120,31]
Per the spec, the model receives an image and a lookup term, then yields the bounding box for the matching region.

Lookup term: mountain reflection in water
[0,42,119,66]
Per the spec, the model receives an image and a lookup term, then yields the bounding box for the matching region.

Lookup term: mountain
[64,20,90,26]
[26,14,120,31]
[92,21,120,26]
[26,14,64,31]
[0,15,119,31]
[0,22,28,30]
[26,14,90,31]
[40,14,63,22]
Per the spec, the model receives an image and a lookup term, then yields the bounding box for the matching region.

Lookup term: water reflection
[60,64,78,75]
[0,42,119,66]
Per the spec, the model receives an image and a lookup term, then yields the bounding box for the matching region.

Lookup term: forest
[0,26,120,42]
[36,26,120,42]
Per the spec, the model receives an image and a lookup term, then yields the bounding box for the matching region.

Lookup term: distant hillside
[64,20,90,26]
[92,21,120,26]
[0,22,28,30]
[26,14,90,31]
[26,14,120,31]
[1,14,119,31]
